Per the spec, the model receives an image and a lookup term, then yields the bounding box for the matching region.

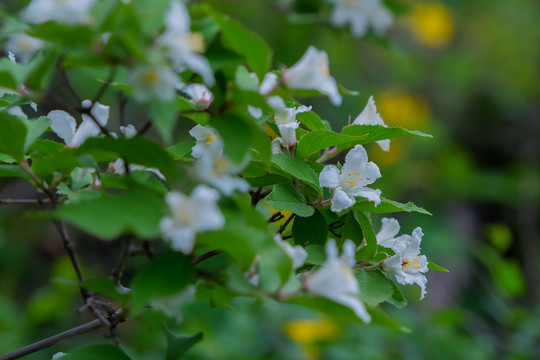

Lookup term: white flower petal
[259,73,278,95]
[331,188,356,212]
[319,165,340,189]
[376,217,401,248]
[48,110,76,145]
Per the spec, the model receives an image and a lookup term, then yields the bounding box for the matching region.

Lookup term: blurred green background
[1,0,540,359]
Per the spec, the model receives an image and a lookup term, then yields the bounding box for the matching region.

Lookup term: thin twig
[277,213,295,235]
[138,120,152,135]
[268,211,285,223]
[194,250,222,265]
[0,198,51,204]
[57,59,82,104]
[92,66,118,103]
[0,319,104,360]
[118,92,128,127]
[110,237,133,287]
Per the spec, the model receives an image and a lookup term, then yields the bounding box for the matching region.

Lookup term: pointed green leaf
[266,183,314,217]
[428,261,449,272]
[352,197,431,215]
[165,329,203,360]
[0,112,27,161]
[355,269,393,307]
[296,130,366,158]
[22,116,51,152]
[341,124,431,143]
[355,211,377,261]
[271,154,320,192]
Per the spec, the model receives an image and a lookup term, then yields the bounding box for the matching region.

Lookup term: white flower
[48,100,109,147]
[52,352,67,359]
[189,124,223,158]
[329,0,393,38]
[381,226,429,299]
[352,96,390,151]
[157,1,214,86]
[271,137,285,155]
[150,285,196,323]
[21,0,96,25]
[274,235,307,270]
[283,46,342,106]
[5,33,44,65]
[274,105,311,146]
[306,239,371,323]
[128,65,179,102]
[120,124,137,138]
[319,145,382,212]
[160,185,225,254]
[194,154,250,195]
[181,83,214,109]
[375,217,401,249]
[246,72,283,119]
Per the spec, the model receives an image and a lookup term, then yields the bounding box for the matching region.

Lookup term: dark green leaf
[168,141,196,159]
[292,209,327,245]
[0,71,17,90]
[266,183,314,217]
[355,211,377,261]
[131,253,195,311]
[341,211,363,247]
[60,344,131,360]
[296,110,326,131]
[145,99,178,144]
[212,115,252,164]
[341,124,432,144]
[386,280,407,308]
[165,328,203,360]
[0,164,28,179]
[31,149,81,177]
[0,112,27,161]
[22,116,51,152]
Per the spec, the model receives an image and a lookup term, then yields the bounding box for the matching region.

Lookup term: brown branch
[0,319,103,360]
[277,213,295,235]
[194,250,222,265]
[0,198,51,204]
[110,237,133,288]
[92,66,118,103]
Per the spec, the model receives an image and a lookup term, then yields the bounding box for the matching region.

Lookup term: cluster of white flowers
[328,0,393,38]
[319,144,382,212]
[376,218,429,299]
[306,239,371,323]
[21,0,96,25]
[129,1,214,102]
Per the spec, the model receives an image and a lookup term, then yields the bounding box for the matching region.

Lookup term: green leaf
[55,187,166,239]
[30,139,64,155]
[251,126,272,166]
[78,137,177,181]
[60,344,131,360]
[340,211,363,247]
[296,130,367,158]
[145,99,178,144]
[292,209,327,245]
[29,23,94,46]
[164,328,203,360]
[369,307,411,333]
[296,110,326,131]
[355,211,377,261]
[341,124,432,144]
[352,197,431,215]
[428,261,449,272]
[271,154,320,192]
[0,71,17,90]
[31,149,81,177]
[386,280,407,308]
[205,5,271,78]
[266,183,314,217]
[131,253,195,312]
[211,115,252,164]
[0,112,27,161]
[22,116,51,152]
[81,278,130,306]
[355,269,393,307]
[289,296,368,323]
[235,65,259,91]
[305,244,325,265]
[0,164,28,179]
[167,141,196,159]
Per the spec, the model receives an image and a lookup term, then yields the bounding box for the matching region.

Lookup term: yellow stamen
[206,134,215,145]
[144,71,159,85]
[402,259,410,269]
[316,59,329,77]
[185,32,205,53]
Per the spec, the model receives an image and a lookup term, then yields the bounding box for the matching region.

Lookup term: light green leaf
[355,269,393,307]
[352,197,431,215]
[22,116,51,152]
[145,99,178,144]
[428,261,449,272]
[211,115,252,165]
[341,124,432,143]
[296,130,367,158]
[235,65,259,91]
[60,345,131,360]
[0,112,27,161]
[165,328,203,360]
[271,154,320,192]
[386,280,407,308]
[167,141,196,159]
[55,188,166,239]
[0,164,28,179]
[266,183,314,217]
[296,110,326,131]
[305,244,325,265]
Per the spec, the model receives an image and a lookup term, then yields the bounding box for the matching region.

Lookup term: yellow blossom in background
[284,318,340,359]
[376,89,431,129]
[409,2,454,48]
[284,318,340,344]
[370,89,431,167]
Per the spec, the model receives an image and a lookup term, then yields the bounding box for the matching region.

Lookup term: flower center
[206,134,215,145]
[343,171,363,189]
[185,32,205,53]
[174,210,192,226]
[317,59,329,77]
[403,257,422,270]
[144,71,159,85]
